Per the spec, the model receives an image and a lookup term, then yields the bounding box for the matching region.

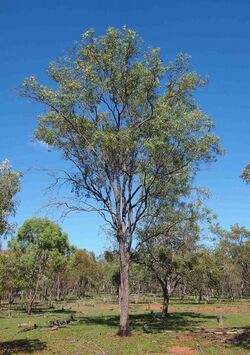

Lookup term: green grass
[0,298,249,354]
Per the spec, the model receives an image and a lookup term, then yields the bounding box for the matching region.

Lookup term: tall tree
[0,160,21,238]
[21,27,221,335]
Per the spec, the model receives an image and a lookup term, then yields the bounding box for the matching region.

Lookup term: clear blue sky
[1,0,250,254]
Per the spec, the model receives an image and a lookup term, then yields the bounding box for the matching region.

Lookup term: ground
[0,295,249,354]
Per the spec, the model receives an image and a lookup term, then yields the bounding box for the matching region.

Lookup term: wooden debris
[49,314,76,328]
[142,324,151,333]
[49,326,58,331]
[49,326,61,331]
[18,323,37,331]
[193,328,247,335]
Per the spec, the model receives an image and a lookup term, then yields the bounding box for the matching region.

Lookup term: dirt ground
[174,329,250,349]
[146,302,250,314]
[168,345,199,354]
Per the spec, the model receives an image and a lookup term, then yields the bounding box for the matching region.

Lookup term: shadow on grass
[227,328,250,351]
[0,339,46,354]
[12,307,77,315]
[33,308,77,315]
[79,311,216,333]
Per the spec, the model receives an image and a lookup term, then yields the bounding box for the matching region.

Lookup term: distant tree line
[0,217,249,317]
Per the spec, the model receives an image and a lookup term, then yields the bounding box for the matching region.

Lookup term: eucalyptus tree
[215,224,250,297]
[134,197,212,317]
[0,250,20,309]
[9,217,70,314]
[71,249,100,298]
[187,247,222,302]
[0,160,21,238]
[98,251,120,294]
[47,249,73,302]
[21,27,221,335]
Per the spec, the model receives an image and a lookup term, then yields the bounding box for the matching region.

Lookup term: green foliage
[19,26,222,331]
[0,251,19,293]
[7,218,70,312]
[12,217,70,254]
[188,247,222,297]
[70,249,101,295]
[0,160,21,238]
[214,224,250,297]
[98,250,120,293]
[20,26,221,241]
[241,163,250,183]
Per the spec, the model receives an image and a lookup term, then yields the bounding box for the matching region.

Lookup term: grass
[0,296,249,354]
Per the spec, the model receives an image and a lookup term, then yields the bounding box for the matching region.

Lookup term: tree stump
[217,315,223,327]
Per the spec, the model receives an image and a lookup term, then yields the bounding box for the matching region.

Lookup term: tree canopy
[9,217,71,314]
[0,160,21,238]
[21,26,221,336]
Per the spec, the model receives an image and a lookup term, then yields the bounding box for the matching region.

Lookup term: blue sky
[1,0,250,253]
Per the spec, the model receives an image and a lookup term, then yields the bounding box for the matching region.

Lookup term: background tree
[0,250,21,310]
[135,197,212,317]
[9,217,70,314]
[0,160,21,238]
[70,249,100,298]
[187,247,221,303]
[98,250,119,295]
[129,262,150,304]
[213,248,242,300]
[214,224,250,298]
[47,249,73,302]
[21,27,221,335]
[1,224,249,314]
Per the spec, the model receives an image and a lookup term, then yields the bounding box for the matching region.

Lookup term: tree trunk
[162,287,169,318]
[134,283,140,304]
[181,283,186,300]
[27,302,32,315]
[198,290,203,303]
[56,274,61,301]
[27,290,38,315]
[240,283,244,298]
[118,240,130,336]
[26,277,40,315]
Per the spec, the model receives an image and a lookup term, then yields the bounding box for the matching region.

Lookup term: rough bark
[27,295,37,315]
[162,287,169,318]
[118,240,130,336]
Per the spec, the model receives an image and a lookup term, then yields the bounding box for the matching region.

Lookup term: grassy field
[0,296,249,354]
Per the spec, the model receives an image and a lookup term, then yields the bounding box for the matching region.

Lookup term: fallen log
[49,325,66,331]
[49,314,76,328]
[194,328,248,335]
[18,323,37,331]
